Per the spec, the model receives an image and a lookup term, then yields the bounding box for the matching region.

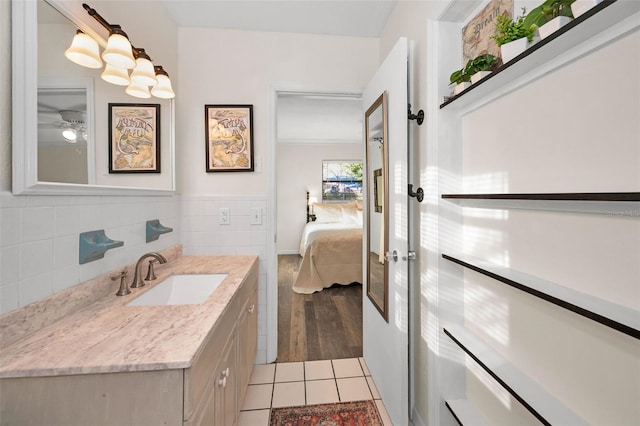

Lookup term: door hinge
[408,104,424,125]
[408,184,424,202]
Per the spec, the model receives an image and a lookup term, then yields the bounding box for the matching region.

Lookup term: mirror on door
[365,92,389,322]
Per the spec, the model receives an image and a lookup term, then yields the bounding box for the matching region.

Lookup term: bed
[292,198,364,294]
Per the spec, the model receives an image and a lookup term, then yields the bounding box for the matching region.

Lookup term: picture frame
[205,104,254,172]
[462,0,513,62]
[108,103,160,173]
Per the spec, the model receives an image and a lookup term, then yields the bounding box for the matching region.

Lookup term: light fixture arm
[81,3,146,60]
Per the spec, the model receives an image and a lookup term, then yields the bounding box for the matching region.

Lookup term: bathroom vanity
[0,253,258,426]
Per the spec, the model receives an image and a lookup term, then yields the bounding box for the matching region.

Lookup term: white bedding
[298,222,362,257]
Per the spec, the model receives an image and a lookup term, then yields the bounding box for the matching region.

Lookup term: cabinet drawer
[184,297,237,421]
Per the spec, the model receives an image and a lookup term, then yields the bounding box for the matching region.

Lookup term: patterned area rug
[270,400,383,425]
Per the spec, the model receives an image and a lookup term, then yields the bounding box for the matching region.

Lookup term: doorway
[273,91,364,363]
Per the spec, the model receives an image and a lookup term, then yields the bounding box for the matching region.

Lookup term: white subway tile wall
[0,191,180,314]
[180,195,269,364]
[0,192,269,364]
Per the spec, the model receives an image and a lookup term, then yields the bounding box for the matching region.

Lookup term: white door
[362,37,410,425]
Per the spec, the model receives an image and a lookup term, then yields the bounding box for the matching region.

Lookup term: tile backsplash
[0,191,269,364]
[0,191,180,314]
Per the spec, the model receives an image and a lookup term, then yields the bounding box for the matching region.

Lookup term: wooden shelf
[439,0,640,111]
[445,399,489,426]
[441,192,640,215]
[444,326,588,426]
[442,253,640,339]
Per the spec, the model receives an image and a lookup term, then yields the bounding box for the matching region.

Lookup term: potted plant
[524,0,575,39]
[491,8,537,64]
[465,54,499,84]
[570,0,603,19]
[449,66,471,95]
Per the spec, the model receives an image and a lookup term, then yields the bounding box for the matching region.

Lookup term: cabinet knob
[218,377,226,387]
[223,367,230,378]
[248,304,255,314]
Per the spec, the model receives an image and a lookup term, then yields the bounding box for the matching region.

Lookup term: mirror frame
[364,92,389,322]
[12,0,176,195]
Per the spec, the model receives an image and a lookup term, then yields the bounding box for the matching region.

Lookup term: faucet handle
[112,269,130,296]
[145,259,158,281]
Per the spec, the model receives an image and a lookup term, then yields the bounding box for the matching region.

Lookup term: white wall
[276,142,363,253]
[0,1,181,315]
[176,27,378,195]
[177,28,379,362]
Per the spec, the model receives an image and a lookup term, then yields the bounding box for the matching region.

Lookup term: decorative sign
[108,103,160,173]
[462,0,513,63]
[204,105,254,172]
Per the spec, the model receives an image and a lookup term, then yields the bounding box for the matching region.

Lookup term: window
[322,160,363,202]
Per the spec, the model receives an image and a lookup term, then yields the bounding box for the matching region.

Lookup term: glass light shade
[131,57,158,86]
[62,128,78,143]
[64,31,103,69]
[101,63,130,86]
[151,74,175,99]
[125,82,151,99]
[102,33,135,69]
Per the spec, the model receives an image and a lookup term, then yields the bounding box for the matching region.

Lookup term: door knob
[402,251,416,261]
[384,250,398,263]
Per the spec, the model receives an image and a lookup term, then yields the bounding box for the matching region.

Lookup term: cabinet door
[237,288,258,397]
[215,333,237,426]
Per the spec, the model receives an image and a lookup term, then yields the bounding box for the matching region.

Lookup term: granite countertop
[0,254,258,379]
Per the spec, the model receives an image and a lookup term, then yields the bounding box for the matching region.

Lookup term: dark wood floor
[277,254,363,362]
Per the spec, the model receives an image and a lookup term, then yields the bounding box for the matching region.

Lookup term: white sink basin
[126,274,228,306]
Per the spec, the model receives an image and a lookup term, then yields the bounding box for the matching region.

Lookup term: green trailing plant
[464,54,498,76]
[449,67,471,85]
[449,54,499,85]
[491,8,536,46]
[524,0,575,29]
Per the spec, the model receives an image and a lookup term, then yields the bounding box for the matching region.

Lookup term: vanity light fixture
[64,30,103,68]
[101,25,136,69]
[125,82,152,99]
[130,49,157,86]
[150,66,175,99]
[101,63,130,86]
[63,3,176,99]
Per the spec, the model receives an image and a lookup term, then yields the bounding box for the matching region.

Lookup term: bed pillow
[313,203,344,223]
[342,206,362,225]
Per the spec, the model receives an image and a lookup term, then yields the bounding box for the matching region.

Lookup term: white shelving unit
[444,326,588,426]
[445,399,490,426]
[440,0,640,113]
[442,192,640,215]
[443,253,640,339]
[430,1,640,424]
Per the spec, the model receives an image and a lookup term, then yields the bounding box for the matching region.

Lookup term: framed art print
[205,104,254,172]
[462,0,513,62]
[108,103,160,173]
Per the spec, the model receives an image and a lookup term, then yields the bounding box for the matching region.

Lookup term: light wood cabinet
[237,287,258,405]
[0,268,258,426]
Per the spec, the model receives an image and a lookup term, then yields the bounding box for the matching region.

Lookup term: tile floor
[239,357,393,425]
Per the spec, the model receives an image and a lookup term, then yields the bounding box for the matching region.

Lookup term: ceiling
[160,0,398,37]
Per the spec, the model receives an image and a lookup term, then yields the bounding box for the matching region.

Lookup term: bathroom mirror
[365,92,388,322]
[12,0,175,195]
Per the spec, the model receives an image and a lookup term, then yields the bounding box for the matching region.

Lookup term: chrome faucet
[131,252,167,288]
